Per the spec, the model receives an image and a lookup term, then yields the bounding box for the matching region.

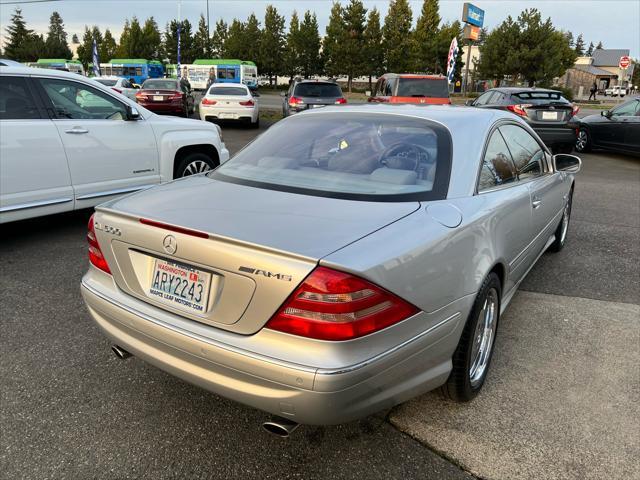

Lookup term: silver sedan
[81,105,580,432]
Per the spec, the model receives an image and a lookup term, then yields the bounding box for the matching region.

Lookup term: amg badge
[239,266,292,282]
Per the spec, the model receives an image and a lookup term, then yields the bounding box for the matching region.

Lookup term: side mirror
[365,90,372,97]
[601,110,611,117]
[553,154,581,173]
[126,105,141,121]
[465,99,475,106]
[280,91,286,97]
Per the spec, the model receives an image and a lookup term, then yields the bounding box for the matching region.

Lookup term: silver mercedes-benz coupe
[81,105,580,432]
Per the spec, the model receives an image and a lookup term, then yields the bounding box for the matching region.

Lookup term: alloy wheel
[469,287,499,387]
[576,130,588,151]
[182,160,212,176]
[560,195,572,245]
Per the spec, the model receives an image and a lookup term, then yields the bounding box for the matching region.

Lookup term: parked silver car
[81,105,580,432]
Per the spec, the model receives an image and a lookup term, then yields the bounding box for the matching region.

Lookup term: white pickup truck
[604,85,627,97]
[0,66,230,223]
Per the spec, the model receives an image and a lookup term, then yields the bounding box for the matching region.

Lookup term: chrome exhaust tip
[111,345,132,360]
[262,417,299,438]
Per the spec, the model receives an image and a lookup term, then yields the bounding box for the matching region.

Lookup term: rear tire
[252,117,260,129]
[575,128,592,153]
[441,273,501,402]
[175,152,217,178]
[549,188,573,252]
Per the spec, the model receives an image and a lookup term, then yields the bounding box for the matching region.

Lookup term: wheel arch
[173,144,220,178]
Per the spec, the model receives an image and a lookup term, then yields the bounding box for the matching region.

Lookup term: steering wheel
[378,142,429,171]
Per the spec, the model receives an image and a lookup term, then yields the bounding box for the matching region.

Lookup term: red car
[368,74,450,105]
[135,78,195,117]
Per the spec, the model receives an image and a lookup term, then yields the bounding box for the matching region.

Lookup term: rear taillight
[112,87,122,94]
[571,104,580,116]
[170,92,183,100]
[201,98,217,105]
[288,96,303,106]
[507,103,531,117]
[239,99,255,106]
[334,97,347,104]
[265,266,419,341]
[135,91,146,99]
[87,213,111,274]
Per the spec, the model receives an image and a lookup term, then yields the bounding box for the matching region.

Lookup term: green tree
[299,11,322,78]
[342,0,367,91]
[323,2,345,78]
[162,20,195,64]
[586,41,594,56]
[382,0,413,72]
[127,17,144,57]
[116,19,131,58]
[285,11,302,77]
[193,14,211,59]
[72,33,79,44]
[211,20,227,57]
[225,19,246,59]
[596,41,603,49]
[477,16,519,85]
[4,8,43,62]
[259,5,286,84]
[100,29,118,62]
[44,11,72,58]
[436,21,464,80]
[140,17,162,59]
[363,7,383,90]
[76,26,103,69]
[565,31,574,48]
[574,33,585,56]
[413,0,440,72]
[244,13,262,63]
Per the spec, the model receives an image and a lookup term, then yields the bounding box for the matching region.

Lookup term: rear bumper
[138,101,183,113]
[81,273,466,425]
[199,105,258,122]
[533,124,578,147]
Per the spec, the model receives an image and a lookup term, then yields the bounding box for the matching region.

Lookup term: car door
[500,123,565,258]
[623,99,640,152]
[0,74,73,223]
[596,101,637,148]
[34,76,160,209]
[476,128,533,292]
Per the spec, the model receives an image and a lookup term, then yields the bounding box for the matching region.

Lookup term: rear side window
[208,86,247,96]
[396,78,448,98]
[0,76,41,119]
[513,91,569,105]
[212,112,452,202]
[474,91,496,106]
[294,83,342,98]
[142,80,178,90]
[499,124,545,180]
[95,79,117,87]
[478,130,517,191]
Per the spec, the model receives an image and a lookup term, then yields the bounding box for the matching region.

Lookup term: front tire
[549,188,573,252]
[575,128,592,153]
[176,152,217,178]
[442,272,501,402]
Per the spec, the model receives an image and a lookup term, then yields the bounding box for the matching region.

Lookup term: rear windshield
[208,86,247,96]
[95,79,117,87]
[211,113,451,202]
[294,83,342,98]
[396,78,449,98]
[142,80,178,90]
[513,92,570,105]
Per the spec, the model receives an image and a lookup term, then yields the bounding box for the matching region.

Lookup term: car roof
[382,73,447,79]
[209,82,247,87]
[0,65,79,78]
[491,87,561,94]
[294,79,337,84]
[0,59,24,67]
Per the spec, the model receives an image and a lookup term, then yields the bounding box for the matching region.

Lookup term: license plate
[153,95,163,101]
[311,104,324,109]
[148,259,211,314]
[541,111,558,120]
[219,113,236,119]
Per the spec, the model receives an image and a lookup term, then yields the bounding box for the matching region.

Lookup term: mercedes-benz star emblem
[163,235,177,254]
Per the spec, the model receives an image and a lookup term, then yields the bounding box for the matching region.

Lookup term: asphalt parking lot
[1,121,638,479]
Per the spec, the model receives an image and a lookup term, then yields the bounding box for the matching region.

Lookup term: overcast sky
[0,0,638,57]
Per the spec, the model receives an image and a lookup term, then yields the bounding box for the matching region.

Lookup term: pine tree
[100,29,118,62]
[244,13,261,64]
[323,2,345,78]
[76,26,102,69]
[299,11,322,78]
[435,21,464,77]
[413,0,440,72]
[140,17,162,59]
[116,20,131,58]
[211,20,227,57]
[128,17,144,58]
[363,7,383,90]
[45,11,72,58]
[72,33,79,44]
[193,14,211,59]
[259,5,286,84]
[596,41,603,50]
[586,41,594,56]
[285,11,302,78]
[4,8,43,62]
[382,0,413,72]
[341,0,367,91]
[162,20,194,64]
[574,33,585,56]
[565,31,574,48]
[225,19,247,59]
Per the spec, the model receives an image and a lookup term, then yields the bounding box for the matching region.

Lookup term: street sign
[462,3,484,28]
[619,56,630,69]
[463,25,480,41]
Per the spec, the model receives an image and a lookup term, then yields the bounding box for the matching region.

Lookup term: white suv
[0,66,229,223]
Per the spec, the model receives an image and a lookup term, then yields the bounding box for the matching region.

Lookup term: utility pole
[177,0,182,77]
[206,0,210,56]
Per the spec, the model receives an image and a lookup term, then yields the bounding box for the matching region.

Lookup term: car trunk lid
[94,175,419,334]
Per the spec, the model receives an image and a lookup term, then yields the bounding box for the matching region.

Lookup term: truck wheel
[176,152,217,177]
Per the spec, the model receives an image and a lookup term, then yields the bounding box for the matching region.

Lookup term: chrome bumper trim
[76,184,156,201]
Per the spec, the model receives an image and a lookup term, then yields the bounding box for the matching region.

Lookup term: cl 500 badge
[94,222,121,236]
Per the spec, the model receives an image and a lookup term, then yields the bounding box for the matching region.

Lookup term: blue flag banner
[177,23,181,77]
[446,37,459,84]
[92,38,101,77]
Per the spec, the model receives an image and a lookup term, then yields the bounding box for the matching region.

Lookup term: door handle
[65,127,89,134]
[532,199,542,209]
